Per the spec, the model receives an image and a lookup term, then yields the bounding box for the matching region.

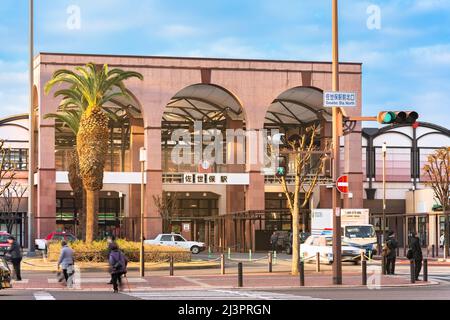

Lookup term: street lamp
[382,142,387,274]
[139,147,146,277]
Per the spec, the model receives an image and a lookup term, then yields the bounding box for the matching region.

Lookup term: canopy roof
[265,87,332,127]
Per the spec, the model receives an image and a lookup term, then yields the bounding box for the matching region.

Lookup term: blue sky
[1,0,449,128]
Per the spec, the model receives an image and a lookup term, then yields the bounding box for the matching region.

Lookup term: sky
[0,0,449,128]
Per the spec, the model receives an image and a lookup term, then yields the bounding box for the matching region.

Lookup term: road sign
[336,175,350,194]
[324,92,357,107]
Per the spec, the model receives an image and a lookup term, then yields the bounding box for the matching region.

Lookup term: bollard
[249,249,252,262]
[423,258,428,282]
[360,251,365,262]
[362,260,367,286]
[220,254,225,275]
[268,252,273,273]
[208,246,212,259]
[238,262,243,287]
[381,255,386,275]
[432,245,435,258]
[273,251,277,264]
[368,250,372,261]
[228,247,231,260]
[299,259,305,286]
[316,252,320,272]
[410,260,415,284]
[169,256,174,276]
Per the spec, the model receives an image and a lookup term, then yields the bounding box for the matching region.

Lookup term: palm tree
[45,63,143,243]
[44,108,85,239]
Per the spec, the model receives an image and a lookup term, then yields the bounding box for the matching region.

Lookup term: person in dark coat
[270,232,279,253]
[106,235,117,285]
[409,232,423,281]
[6,236,22,281]
[108,243,127,293]
[385,231,398,275]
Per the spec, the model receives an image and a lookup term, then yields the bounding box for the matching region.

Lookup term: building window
[4,149,28,171]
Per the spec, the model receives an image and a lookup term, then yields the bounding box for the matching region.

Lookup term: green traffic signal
[377,111,419,125]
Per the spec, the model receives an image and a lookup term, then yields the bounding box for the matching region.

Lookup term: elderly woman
[57,241,74,286]
[108,243,128,293]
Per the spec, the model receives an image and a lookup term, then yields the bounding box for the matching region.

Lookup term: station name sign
[183,173,249,185]
[324,91,357,107]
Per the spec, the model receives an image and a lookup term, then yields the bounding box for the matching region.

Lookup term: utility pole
[139,147,146,277]
[27,0,36,255]
[331,0,342,285]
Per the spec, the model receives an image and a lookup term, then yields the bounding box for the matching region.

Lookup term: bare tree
[153,193,178,233]
[424,147,450,257]
[0,182,27,234]
[0,141,14,196]
[274,125,329,275]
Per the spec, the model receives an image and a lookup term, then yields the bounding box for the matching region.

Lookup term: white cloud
[186,38,266,59]
[408,44,450,66]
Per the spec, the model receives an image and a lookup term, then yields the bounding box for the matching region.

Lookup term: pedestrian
[384,231,398,275]
[270,231,279,253]
[108,243,128,293]
[439,233,445,249]
[57,241,75,287]
[106,235,117,285]
[408,232,423,281]
[5,236,22,281]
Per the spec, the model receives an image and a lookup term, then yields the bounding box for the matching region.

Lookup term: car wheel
[191,246,200,254]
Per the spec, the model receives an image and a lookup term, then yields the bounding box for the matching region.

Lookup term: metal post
[382,142,387,248]
[27,0,36,256]
[423,258,428,282]
[362,260,367,286]
[238,262,243,287]
[249,249,252,261]
[139,156,145,277]
[432,244,435,258]
[221,254,225,275]
[316,252,320,272]
[268,252,273,273]
[299,259,305,286]
[169,256,174,276]
[410,259,415,284]
[331,0,342,286]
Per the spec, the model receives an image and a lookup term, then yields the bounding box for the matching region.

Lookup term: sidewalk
[9,269,438,292]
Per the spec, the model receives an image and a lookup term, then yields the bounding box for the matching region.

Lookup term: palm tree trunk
[85,190,95,243]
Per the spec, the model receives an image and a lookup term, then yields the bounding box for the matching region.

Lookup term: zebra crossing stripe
[34,291,55,300]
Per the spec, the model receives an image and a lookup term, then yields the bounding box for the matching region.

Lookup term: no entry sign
[336,175,350,194]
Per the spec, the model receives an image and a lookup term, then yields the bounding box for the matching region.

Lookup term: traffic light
[377,111,419,125]
[275,156,287,178]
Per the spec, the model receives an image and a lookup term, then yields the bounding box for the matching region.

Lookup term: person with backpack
[384,231,398,275]
[270,232,279,253]
[106,235,117,285]
[108,243,128,293]
[408,232,423,281]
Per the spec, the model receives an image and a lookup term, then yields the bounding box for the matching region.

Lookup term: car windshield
[345,226,375,238]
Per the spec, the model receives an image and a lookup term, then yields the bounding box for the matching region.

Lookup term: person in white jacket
[440,233,445,248]
[57,241,74,287]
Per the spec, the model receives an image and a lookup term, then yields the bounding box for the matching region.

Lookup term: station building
[0,53,448,252]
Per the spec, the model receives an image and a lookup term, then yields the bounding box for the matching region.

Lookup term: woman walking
[108,243,128,293]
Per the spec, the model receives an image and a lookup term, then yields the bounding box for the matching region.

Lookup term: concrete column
[144,127,163,239]
[128,118,144,240]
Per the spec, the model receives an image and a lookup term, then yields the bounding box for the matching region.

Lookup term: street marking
[213,290,329,300]
[48,277,146,284]
[179,276,212,287]
[33,291,55,300]
[12,279,29,284]
[124,290,329,300]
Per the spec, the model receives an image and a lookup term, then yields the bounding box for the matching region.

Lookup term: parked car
[300,235,362,265]
[35,231,77,251]
[0,232,11,256]
[144,233,205,254]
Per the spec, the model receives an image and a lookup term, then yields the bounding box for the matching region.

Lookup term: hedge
[47,239,191,263]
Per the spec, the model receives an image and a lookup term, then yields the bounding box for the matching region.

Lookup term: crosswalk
[124,289,328,300]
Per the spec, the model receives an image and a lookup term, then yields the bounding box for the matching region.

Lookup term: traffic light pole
[331,0,342,285]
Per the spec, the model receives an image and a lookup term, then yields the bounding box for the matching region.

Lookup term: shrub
[47,239,191,263]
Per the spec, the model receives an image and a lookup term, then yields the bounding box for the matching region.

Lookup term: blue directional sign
[324,92,357,107]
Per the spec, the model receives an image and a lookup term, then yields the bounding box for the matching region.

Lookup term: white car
[144,234,206,254]
[300,235,362,265]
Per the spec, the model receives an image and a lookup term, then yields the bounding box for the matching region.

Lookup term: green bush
[47,239,191,263]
